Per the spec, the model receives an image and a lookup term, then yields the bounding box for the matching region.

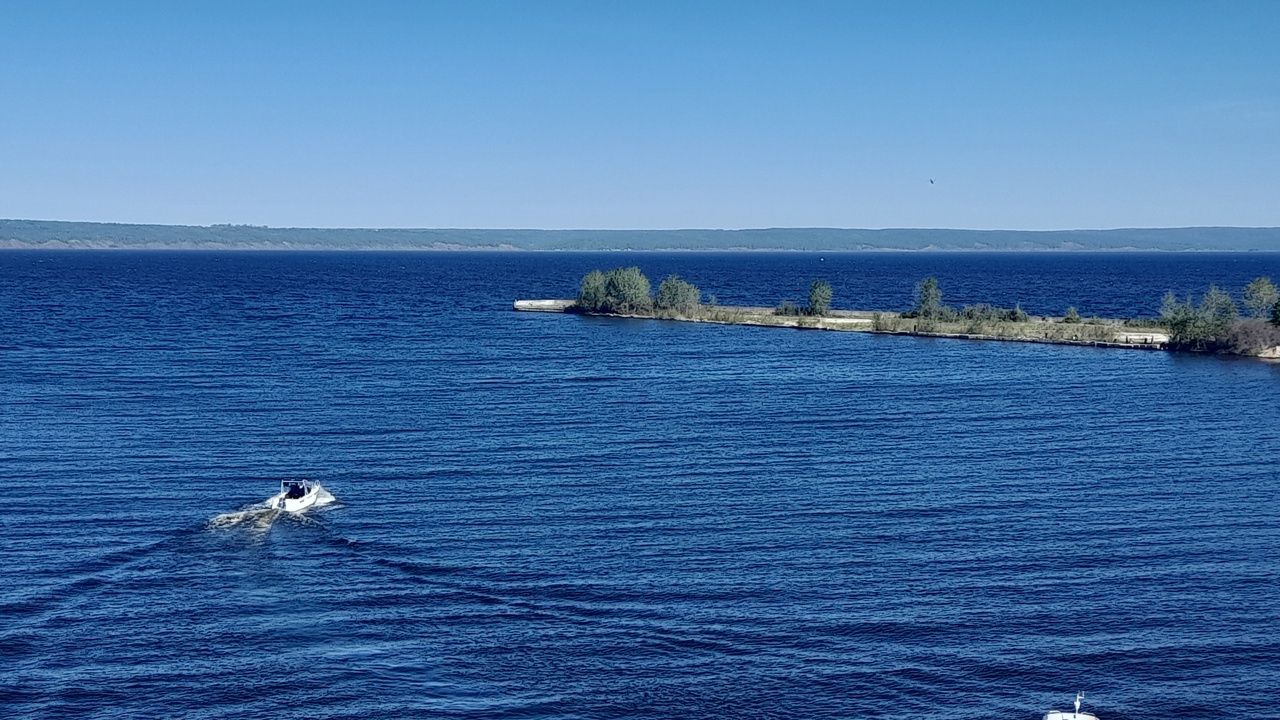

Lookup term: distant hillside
[2,220,1279,251]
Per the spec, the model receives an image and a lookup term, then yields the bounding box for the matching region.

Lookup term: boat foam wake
[207,485,337,531]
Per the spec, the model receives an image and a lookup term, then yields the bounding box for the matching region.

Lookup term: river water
[3,251,1279,719]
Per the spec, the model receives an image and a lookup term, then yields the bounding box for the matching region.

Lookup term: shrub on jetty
[701,306,749,323]
[774,279,833,316]
[900,278,1033,328]
[1160,286,1242,352]
[1063,307,1082,324]
[576,267,653,314]
[958,303,1028,323]
[871,312,899,331]
[656,275,701,312]
[1220,319,1280,355]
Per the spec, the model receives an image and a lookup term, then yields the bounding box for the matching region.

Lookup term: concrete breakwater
[513,299,577,312]
[513,299,1171,351]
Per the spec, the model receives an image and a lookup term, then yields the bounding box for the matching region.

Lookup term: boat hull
[276,493,318,512]
[268,484,321,512]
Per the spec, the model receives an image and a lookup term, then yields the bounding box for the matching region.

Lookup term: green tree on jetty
[575,266,654,314]
[603,267,652,313]
[1201,286,1240,329]
[808,280,833,317]
[577,270,608,312]
[656,275,701,312]
[1244,276,1279,319]
[913,277,945,319]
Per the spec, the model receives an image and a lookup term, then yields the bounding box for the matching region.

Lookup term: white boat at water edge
[1044,692,1098,720]
[268,479,322,513]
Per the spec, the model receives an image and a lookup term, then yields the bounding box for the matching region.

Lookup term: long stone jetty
[513,299,1171,351]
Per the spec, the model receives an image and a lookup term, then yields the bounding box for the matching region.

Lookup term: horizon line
[5,218,1280,233]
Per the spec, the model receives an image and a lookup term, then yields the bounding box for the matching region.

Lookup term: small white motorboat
[269,479,321,513]
[1044,692,1098,720]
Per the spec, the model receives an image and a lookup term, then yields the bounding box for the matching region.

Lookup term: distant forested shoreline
[3,219,1280,252]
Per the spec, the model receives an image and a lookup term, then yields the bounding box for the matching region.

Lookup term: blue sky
[2,1,1277,229]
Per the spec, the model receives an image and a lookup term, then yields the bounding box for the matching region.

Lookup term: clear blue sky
[2,1,1277,230]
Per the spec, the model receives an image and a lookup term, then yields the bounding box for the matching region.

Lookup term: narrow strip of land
[513,300,1171,351]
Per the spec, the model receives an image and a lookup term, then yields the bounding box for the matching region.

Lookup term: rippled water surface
[3,251,1280,719]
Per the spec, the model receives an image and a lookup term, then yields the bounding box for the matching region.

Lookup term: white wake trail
[207,483,337,531]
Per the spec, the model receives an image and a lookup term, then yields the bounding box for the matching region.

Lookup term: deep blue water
[3,251,1280,720]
